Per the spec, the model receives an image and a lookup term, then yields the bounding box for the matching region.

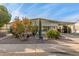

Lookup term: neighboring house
[74,20,79,33]
[0,23,11,32]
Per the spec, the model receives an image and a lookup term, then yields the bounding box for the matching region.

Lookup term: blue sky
[1,3,79,22]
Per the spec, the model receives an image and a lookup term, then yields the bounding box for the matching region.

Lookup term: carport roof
[31,18,75,25]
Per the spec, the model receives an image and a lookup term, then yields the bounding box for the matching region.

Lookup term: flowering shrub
[10,21,25,38]
[9,17,32,38]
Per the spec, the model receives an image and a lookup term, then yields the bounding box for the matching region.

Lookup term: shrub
[16,23,25,34]
[67,27,71,33]
[9,17,33,39]
[32,26,38,36]
[10,22,25,38]
[46,29,60,39]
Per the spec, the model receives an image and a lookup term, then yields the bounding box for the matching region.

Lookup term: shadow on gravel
[49,52,74,56]
[0,35,78,44]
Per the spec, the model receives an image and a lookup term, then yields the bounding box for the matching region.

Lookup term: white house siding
[69,24,76,33]
[74,21,79,33]
[0,24,10,32]
[32,19,58,30]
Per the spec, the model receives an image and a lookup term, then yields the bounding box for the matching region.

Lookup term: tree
[10,17,33,40]
[22,17,30,27]
[22,17,38,36]
[0,5,11,27]
[10,17,25,38]
[22,17,32,32]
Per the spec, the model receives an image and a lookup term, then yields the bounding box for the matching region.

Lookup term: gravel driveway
[0,33,79,56]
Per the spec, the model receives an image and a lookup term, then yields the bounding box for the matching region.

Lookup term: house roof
[31,18,75,25]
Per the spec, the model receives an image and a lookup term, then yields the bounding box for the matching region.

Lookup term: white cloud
[0,3,4,5]
[11,4,23,22]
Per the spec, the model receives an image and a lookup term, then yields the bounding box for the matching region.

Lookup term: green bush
[9,27,18,38]
[16,23,25,34]
[46,29,60,39]
[67,27,71,33]
[9,23,25,38]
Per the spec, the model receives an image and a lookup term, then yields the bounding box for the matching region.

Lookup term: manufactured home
[1,18,79,33]
[31,18,78,33]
